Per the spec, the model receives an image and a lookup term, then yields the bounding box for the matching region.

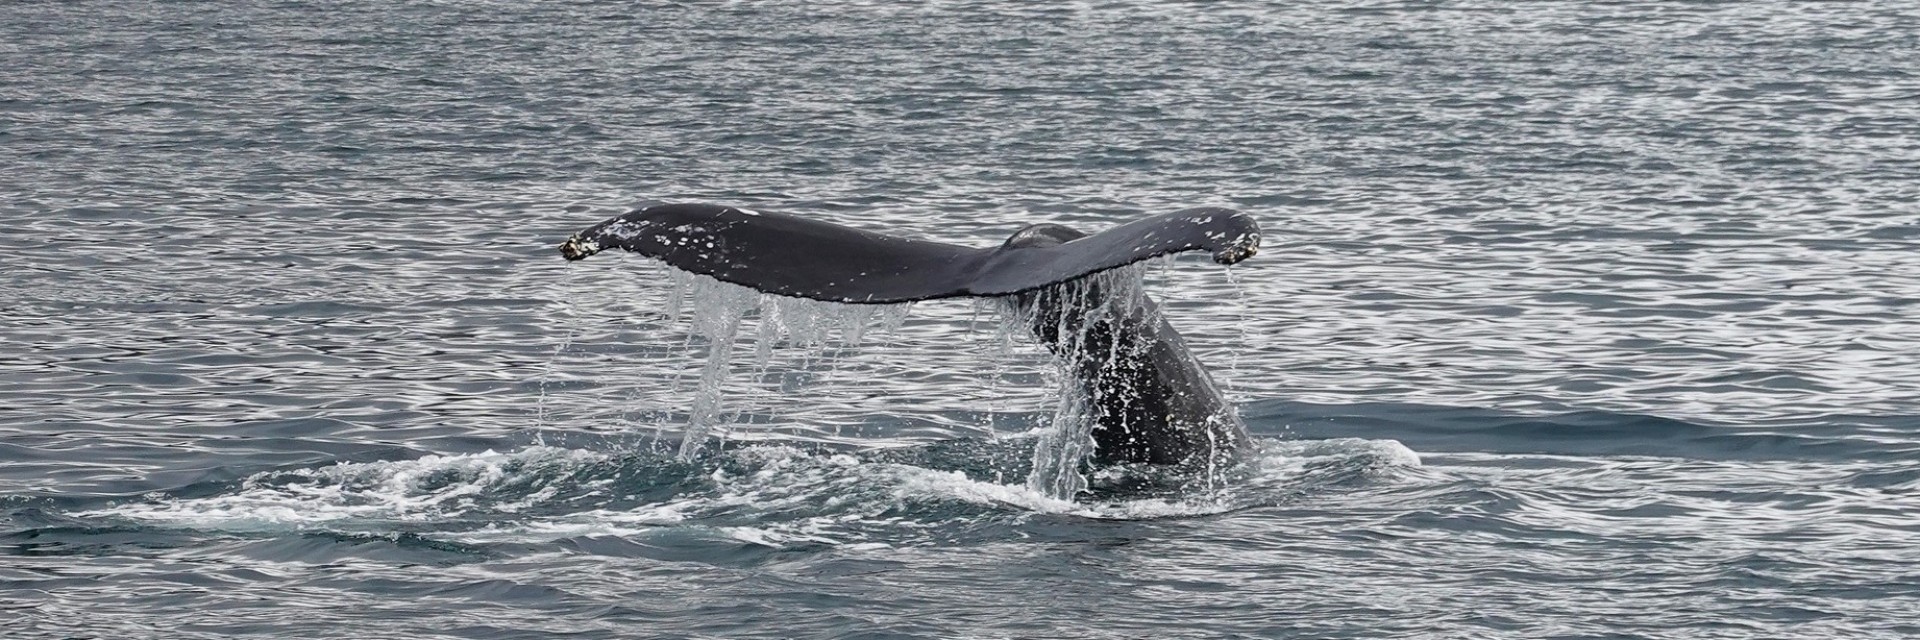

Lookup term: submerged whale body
[559,203,1260,467]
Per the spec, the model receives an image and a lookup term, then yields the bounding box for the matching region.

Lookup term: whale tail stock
[558,202,1260,468]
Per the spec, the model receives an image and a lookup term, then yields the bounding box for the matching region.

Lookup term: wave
[66,435,1421,553]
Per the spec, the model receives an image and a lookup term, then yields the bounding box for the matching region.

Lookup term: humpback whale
[559,203,1259,467]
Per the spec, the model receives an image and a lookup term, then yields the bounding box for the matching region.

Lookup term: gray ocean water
[5,1,1920,638]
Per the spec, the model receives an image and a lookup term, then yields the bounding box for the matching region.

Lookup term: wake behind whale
[558,203,1263,497]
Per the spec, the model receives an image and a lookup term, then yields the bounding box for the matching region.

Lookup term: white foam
[888,465,1080,513]
[455,505,690,543]
[1262,437,1424,469]
[90,447,607,531]
[90,438,1427,545]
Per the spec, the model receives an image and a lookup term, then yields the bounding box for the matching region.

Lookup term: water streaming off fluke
[571,259,1229,499]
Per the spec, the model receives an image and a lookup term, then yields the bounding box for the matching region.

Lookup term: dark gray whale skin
[559,203,1258,467]
[998,224,1248,466]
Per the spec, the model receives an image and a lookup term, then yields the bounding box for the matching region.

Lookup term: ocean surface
[5,1,1920,638]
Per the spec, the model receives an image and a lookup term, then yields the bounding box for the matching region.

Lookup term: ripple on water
[6,0,1920,637]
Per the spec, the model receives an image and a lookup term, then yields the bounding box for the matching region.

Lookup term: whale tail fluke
[557,202,1259,474]
[557,203,1259,304]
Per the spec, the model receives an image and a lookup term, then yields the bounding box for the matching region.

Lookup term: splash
[651,273,915,457]
[679,275,760,457]
[86,439,1420,544]
[658,264,1174,499]
[90,447,611,531]
[1000,262,1227,498]
[572,258,1242,501]
[533,263,582,431]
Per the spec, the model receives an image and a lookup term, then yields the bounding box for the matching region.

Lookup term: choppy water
[5,1,1920,638]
